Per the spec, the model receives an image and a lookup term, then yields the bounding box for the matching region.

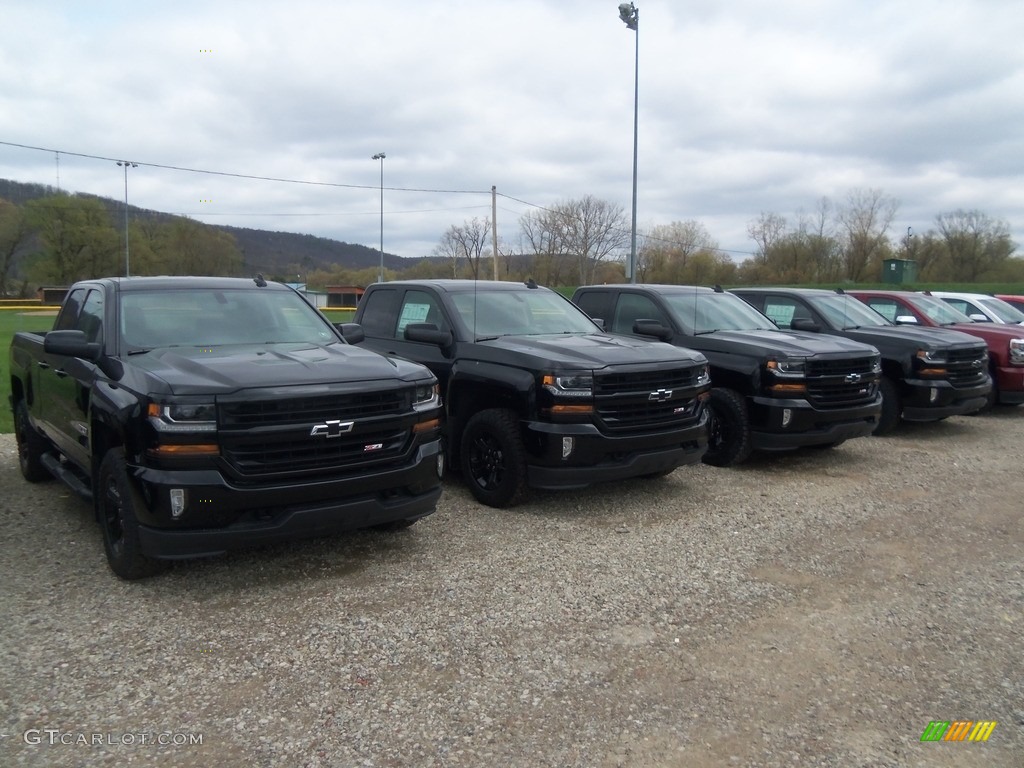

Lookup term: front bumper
[523,410,708,490]
[749,393,882,451]
[901,377,992,421]
[993,365,1024,404]
[130,439,444,559]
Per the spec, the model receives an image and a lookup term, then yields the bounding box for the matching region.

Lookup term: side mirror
[894,315,918,325]
[591,317,607,332]
[44,330,103,361]
[968,313,990,323]
[632,319,672,342]
[791,318,820,333]
[405,323,453,347]
[337,323,365,344]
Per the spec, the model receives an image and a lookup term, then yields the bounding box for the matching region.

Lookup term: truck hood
[125,342,430,396]
[948,323,1024,342]
[691,329,878,358]
[473,333,706,370]
[841,325,986,351]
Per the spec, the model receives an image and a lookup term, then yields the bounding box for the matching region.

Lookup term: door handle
[37,361,50,370]
[54,368,68,378]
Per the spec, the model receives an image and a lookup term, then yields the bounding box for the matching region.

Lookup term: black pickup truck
[572,285,883,465]
[731,287,992,433]
[346,279,712,507]
[9,276,444,579]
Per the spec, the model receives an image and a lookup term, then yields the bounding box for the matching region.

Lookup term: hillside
[0,178,407,275]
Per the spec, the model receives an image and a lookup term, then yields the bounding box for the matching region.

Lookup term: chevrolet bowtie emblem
[310,420,355,438]
[649,388,673,402]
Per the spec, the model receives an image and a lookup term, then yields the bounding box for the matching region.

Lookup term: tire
[874,376,901,435]
[459,408,528,508]
[14,401,51,482]
[15,403,52,481]
[97,448,169,580]
[702,388,753,467]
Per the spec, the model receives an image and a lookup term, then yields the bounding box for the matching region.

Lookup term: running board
[40,453,94,502]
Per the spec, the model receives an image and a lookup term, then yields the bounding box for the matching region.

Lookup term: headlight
[147,402,217,433]
[1010,339,1024,365]
[766,358,807,378]
[916,348,947,364]
[413,382,441,411]
[696,364,711,387]
[542,372,593,397]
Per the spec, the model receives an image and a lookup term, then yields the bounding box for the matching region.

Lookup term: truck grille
[594,366,701,433]
[217,389,413,477]
[221,426,408,475]
[220,390,407,427]
[805,356,879,408]
[946,348,989,386]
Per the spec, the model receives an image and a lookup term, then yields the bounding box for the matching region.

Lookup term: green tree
[153,219,243,276]
[0,198,32,295]
[25,194,120,283]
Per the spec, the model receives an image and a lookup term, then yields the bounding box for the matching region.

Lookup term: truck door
[42,288,104,469]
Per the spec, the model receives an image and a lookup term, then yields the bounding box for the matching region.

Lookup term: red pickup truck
[849,289,1024,409]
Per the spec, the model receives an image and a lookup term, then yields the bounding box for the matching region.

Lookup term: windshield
[119,288,337,350]
[663,292,777,334]
[908,294,973,325]
[809,294,891,329]
[450,289,599,337]
[978,297,1024,323]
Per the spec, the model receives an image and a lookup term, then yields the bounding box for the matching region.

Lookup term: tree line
[1,186,1019,296]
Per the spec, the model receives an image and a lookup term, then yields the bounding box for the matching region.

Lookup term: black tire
[702,388,753,467]
[97,448,169,580]
[874,376,901,435]
[14,401,51,482]
[459,408,528,508]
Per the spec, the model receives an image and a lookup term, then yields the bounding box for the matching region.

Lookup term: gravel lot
[1,409,1022,768]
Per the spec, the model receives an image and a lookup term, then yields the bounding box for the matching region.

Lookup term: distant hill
[0,178,407,274]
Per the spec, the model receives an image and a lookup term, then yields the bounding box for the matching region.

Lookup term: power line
[0,140,488,195]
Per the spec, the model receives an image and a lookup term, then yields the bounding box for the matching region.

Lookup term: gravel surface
[1,409,1022,768]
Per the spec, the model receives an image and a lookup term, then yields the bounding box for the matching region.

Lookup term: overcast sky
[2,0,1022,267]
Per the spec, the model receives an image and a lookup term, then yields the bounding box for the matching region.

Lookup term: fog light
[781,408,793,428]
[561,437,574,459]
[929,387,939,403]
[170,488,186,518]
[436,451,445,478]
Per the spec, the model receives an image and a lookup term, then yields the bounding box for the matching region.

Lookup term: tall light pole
[372,152,386,283]
[618,2,639,284]
[116,161,137,277]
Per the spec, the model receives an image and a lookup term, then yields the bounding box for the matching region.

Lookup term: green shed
[881,259,917,285]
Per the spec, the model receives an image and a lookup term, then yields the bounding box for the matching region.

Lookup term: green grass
[1,309,58,434]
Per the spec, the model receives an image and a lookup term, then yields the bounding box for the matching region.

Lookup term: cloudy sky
[1,0,1022,266]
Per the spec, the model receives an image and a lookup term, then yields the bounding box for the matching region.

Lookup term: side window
[397,290,448,338]
[77,290,104,344]
[866,298,898,322]
[942,298,970,316]
[762,297,804,329]
[574,291,612,326]
[54,288,86,331]
[359,289,399,338]
[612,293,667,334]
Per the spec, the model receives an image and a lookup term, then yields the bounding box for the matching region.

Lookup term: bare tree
[746,212,787,264]
[435,217,491,280]
[836,188,898,281]
[935,209,1014,281]
[642,220,719,284]
[520,197,629,286]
